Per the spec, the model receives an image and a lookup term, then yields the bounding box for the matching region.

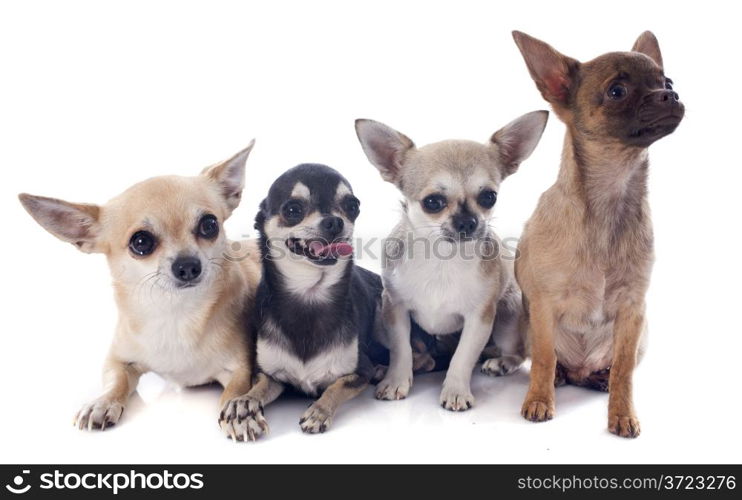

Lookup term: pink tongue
[308,241,353,258]
[328,242,353,257]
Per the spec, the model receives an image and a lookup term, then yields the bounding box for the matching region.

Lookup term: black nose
[172,256,202,282]
[453,214,478,237]
[321,216,344,238]
[657,89,680,104]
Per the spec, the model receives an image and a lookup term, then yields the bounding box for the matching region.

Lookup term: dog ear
[512,31,580,107]
[202,139,255,213]
[632,31,663,69]
[254,199,267,232]
[491,110,549,178]
[355,119,415,185]
[19,193,102,253]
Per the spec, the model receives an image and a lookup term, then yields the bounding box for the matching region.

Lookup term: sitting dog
[511,31,684,437]
[355,112,548,410]
[19,142,261,435]
[219,164,385,441]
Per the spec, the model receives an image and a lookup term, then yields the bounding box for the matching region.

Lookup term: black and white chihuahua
[219,164,386,441]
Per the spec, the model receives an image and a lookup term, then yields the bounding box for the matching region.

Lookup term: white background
[1,0,740,464]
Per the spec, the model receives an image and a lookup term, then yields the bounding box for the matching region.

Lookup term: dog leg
[74,357,141,431]
[482,296,525,377]
[300,373,369,434]
[521,296,557,422]
[440,313,493,411]
[607,302,644,438]
[371,354,436,383]
[219,372,284,442]
[217,366,253,408]
[375,292,413,400]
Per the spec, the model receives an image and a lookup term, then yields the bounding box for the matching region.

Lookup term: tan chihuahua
[19,142,261,437]
[511,31,684,437]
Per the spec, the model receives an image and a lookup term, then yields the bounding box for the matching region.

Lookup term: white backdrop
[1,0,740,464]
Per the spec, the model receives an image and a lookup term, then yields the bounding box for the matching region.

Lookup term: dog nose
[172,256,202,282]
[657,89,680,104]
[321,216,344,238]
[453,214,478,237]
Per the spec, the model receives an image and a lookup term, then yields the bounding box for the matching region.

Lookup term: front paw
[219,396,269,442]
[74,399,124,431]
[375,372,412,401]
[481,356,522,377]
[609,413,641,438]
[300,404,333,434]
[439,383,474,411]
[521,397,555,422]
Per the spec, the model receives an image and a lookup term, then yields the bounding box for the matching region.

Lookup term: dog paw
[371,365,388,383]
[413,351,436,372]
[521,398,555,422]
[74,399,124,431]
[219,397,269,442]
[299,404,333,434]
[608,414,641,438]
[439,384,474,411]
[374,373,412,400]
[481,356,522,377]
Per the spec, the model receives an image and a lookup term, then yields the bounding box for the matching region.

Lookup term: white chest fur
[257,337,358,395]
[115,294,240,387]
[387,241,489,335]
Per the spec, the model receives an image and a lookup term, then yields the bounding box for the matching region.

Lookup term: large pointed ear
[491,110,549,178]
[19,193,102,253]
[632,31,663,69]
[354,119,415,185]
[512,31,580,106]
[254,199,267,232]
[202,139,255,213]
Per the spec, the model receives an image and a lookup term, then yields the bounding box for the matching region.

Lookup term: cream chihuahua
[356,112,548,410]
[19,142,261,436]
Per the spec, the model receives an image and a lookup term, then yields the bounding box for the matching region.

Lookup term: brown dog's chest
[551,231,652,377]
[553,274,615,378]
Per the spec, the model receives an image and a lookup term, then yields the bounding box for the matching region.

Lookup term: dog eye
[197,214,219,239]
[422,194,447,213]
[282,200,305,222]
[665,78,674,90]
[607,83,628,100]
[477,190,497,209]
[129,231,157,256]
[343,197,360,219]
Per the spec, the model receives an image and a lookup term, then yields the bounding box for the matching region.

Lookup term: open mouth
[286,238,353,266]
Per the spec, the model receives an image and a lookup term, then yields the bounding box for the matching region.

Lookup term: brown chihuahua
[511,31,684,437]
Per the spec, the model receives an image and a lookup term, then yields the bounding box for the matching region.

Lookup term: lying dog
[19,143,261,435]
[511,31,684,437]
[219,164,385,441]
[355,112,548,410]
